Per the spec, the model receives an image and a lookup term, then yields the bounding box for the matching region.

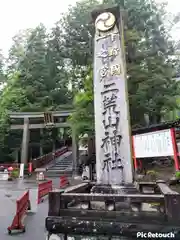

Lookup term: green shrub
[146,170,157,176]
[11,169,19,178]
[175,171,180,179]
[146,170,157,181]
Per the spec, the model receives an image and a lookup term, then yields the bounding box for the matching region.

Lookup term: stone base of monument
[91,183,138,194]
[45,180,180,239]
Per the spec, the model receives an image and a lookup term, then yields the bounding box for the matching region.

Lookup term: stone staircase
[46,151,73,177]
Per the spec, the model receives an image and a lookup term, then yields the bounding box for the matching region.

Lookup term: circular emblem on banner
[95,12,116,32]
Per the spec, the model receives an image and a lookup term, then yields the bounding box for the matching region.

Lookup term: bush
[175,171,180,179]
[146,170,158,181]
[11,169,19,178]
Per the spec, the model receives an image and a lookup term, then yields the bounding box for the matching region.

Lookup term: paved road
[2,200,48,240]
[0,151,78,239]
[0,176,48,239]
[0,176,62,240]
[0,188,25,235]
[0,176,82,240]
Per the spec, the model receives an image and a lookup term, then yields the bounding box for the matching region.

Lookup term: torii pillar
[20,117,29,165]
[72,127,79,175]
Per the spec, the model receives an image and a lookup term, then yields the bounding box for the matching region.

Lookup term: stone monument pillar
[92,7,133,185]
[21,117,29,165]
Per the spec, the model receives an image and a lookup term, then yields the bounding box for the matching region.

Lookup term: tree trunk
[149,112,162,125]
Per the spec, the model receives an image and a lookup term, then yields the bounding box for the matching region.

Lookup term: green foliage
[0,0,179,161]
[11,169,19,178]
[146,170,158,181]
[0,50,6,85]
[63,0,180,133]
[7,29,33,75]
[56,0,99,92]
[0,24,73,161]
[175,171,180,179]
[69,68,94,136]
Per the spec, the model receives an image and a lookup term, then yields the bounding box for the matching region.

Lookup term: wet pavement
[0,177,82,239]
[0,188,25,235]
[2,199,48,240]
[0,179,38,190]
[0,149,82,239]
[0,178,82,240]
[0,178,57,239]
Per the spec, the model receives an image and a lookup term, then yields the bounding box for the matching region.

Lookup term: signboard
[19,163,24,178]
[44,112,54,128]
[133,129,174,158]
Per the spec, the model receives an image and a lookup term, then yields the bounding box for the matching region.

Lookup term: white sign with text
[19,163,24,178]
[133,129,174,158]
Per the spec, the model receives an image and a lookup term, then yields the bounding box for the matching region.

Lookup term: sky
[0,0,179,57]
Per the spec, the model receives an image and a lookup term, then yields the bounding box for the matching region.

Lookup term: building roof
[132,119,180,135]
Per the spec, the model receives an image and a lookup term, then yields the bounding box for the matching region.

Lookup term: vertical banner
[92,8,133,184]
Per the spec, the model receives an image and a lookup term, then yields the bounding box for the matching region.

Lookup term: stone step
[56,159,72,162]
[47,168,72,172]
[55,163,72,166]
[50,165,72,169]
[50,164,71,167]
[53,166,71,169]
[49,167,68,169]
[46,153,73,177]
[48,168,70,171]
[49,168,69,171]
[56,160,72,162]
[45,170,72,178]
[50,168,70,171]
[52,165,72,168]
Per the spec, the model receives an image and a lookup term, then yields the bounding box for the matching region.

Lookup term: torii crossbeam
[9,111,77,169]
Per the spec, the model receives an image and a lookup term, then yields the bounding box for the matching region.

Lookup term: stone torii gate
[9,111,78,169]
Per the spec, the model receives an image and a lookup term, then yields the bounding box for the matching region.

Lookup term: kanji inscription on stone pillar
[92,8,133,185]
